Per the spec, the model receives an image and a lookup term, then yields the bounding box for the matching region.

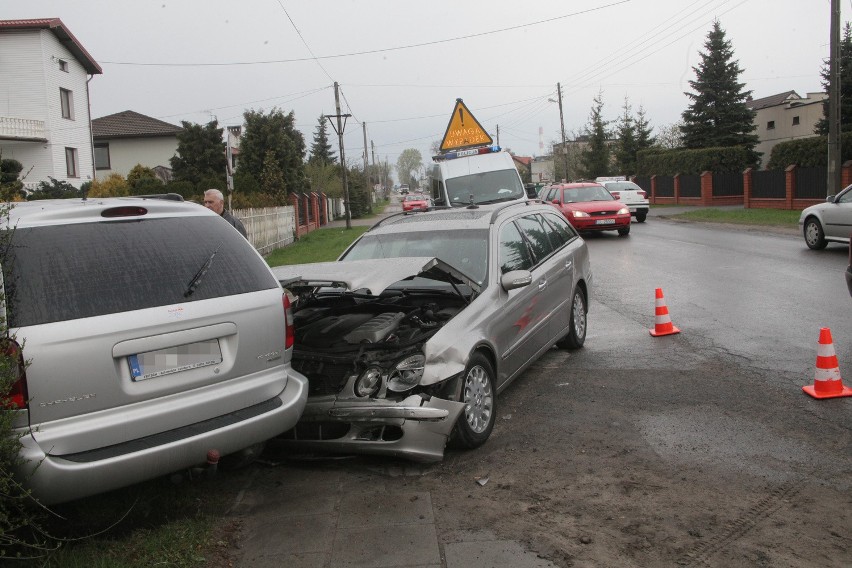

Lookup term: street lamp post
[549,83,568,182]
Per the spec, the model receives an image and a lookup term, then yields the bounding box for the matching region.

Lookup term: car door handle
[538,279,547,290]
[565,260,573,270]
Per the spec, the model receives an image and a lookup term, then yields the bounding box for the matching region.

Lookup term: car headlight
[617,207,629,215]
[572,210,590,218]
[386,354,425,392]
[355,367,382,397]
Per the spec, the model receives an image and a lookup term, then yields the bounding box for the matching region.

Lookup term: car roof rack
[370,205,454,229]
[132,193,185,201]
[488,199,541,224]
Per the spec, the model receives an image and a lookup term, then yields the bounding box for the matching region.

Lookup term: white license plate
[128,339,223,381]
[595,219,616,225]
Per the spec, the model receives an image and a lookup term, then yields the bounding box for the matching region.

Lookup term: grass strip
[266,226,370,266]
[667,207,801,228]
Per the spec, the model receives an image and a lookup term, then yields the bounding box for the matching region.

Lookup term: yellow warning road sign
[439,99,493,152]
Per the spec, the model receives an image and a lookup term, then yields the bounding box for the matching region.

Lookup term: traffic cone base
[802,327,852,400]
[650,324,680,337]
[649,288,680,337]
[802,383,852,399]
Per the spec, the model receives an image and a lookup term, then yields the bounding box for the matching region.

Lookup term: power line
[99,1,631,67]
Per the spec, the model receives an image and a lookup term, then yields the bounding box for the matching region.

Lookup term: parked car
[595,177,650,222]
[847,232,852,297]
[402,193,432,212]
[2,196,308,504]
[541,182,632,236]
[799,183,852,249]
[271,200,592,461]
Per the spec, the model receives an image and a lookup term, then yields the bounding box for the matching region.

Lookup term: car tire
[450,353,496,450]
[804,217,828,250]
[617,225,631,236]
[557,287,587,350]
[636,211,647,223]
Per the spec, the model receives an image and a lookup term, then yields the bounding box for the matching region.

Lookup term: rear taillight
[1,339,27,410]
[638,190,647,198]
[283,294,294,349]
[610,191,620,199]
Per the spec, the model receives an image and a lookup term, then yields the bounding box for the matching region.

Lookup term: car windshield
[404,195,426,201]
[445,169,525,206]
[562,185,614,203]
[340,229,489,286]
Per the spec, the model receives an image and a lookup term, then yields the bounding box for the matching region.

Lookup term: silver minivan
[2,196,307,504]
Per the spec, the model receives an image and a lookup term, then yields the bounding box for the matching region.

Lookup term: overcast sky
[5,0,833,174]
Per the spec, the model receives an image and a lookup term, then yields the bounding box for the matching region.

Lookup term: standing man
[203,189,247,238]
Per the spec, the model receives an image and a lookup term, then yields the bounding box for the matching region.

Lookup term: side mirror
[826,195,836,203]
[501,270,532,291]
[552,199,561,205]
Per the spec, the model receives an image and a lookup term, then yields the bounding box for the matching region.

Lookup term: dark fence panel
[680,174,701,198]
[655,175,674,197]
[306,194,315,223]
[752,170,785,198]
[297,193,307,225]
[634,176,651,193]
[795,167,827,199]
[712,172,743,197]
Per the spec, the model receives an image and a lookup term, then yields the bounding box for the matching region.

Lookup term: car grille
[292,358,354,396]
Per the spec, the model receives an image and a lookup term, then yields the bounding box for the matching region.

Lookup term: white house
[92,110,183,181]
[747,90,828,167]
[0,18,102,191]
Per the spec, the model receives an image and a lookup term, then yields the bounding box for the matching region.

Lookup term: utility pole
[496,124,500,147]
[828,0,841,197]
[362,122,370,202]
[557,83,568,182]
[327,82,352,229]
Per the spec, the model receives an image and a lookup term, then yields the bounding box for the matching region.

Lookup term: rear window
[3,216,278,327]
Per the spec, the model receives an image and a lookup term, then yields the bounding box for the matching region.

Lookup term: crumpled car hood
[271,257,481,295]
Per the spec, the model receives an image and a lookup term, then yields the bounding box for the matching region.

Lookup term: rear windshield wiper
[184,243,221,297]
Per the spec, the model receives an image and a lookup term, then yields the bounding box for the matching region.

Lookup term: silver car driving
[799,183,852,249]
[272,200,592,461]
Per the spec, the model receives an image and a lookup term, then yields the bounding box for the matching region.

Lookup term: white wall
[95,136,178,179]
[0,28,94,191]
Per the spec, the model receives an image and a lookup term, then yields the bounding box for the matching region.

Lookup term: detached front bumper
[277,393,465,462]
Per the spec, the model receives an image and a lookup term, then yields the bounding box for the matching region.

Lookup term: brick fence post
[289,193,302,238]
[650,175,657,204]
[743,167,753,209]
[700,171,712,206]
[842,161,852,189]
[785,165,796,210]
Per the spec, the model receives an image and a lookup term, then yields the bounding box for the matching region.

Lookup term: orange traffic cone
[649,288,680,337]
[802,328,852,399]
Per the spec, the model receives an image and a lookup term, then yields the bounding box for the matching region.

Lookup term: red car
[402,193,432,212]
[541,182,631,236]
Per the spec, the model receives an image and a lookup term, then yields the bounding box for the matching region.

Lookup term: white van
[428,146,527,207]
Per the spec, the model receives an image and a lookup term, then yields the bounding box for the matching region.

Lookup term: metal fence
[634,176,651,193]
[235,205,296,256]
[795,167,828,199]
[752,170,785,199]
[680,174,701,198]
[656,175,675,197]
[712,172,743,197]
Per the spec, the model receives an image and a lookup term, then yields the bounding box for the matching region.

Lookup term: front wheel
[804,217,827,250]
[617,225,631,236]
[557,288,587,349]
[450,353,496,450]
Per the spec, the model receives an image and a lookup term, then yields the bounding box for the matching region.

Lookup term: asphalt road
[226,212,852,567]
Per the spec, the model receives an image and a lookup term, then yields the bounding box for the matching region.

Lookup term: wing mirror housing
[501,270,532,291]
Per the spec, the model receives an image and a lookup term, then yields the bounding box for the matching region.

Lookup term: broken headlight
[386,354,425,392]
[355,366,382,397]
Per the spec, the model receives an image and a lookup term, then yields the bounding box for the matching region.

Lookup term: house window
[65,147,78,178]
[94,143,111,170]
[792,116,800,126]
[60,88,74,120]
[58,59,68,72]
[766,120,775,130]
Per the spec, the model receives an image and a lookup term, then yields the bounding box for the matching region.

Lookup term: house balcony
[0,116,48,143]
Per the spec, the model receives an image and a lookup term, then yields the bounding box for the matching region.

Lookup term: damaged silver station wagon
[271,199,592,461]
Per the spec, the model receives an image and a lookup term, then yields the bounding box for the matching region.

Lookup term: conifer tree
[579,92,611,179]
[309,114,337,165]
[680,20,759,153]
[613,98,638,175]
